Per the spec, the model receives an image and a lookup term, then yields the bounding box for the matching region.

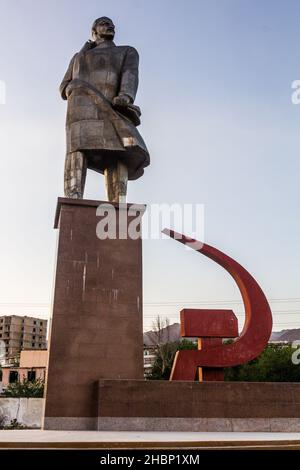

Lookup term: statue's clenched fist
[113,94,132,107]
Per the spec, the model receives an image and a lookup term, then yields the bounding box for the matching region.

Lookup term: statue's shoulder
[116,45,139,57]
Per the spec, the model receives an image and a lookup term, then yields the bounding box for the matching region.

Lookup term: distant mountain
[269,331,285,341]
[144,324,300,346]
[270,329,300,343]
[144,323,181,346]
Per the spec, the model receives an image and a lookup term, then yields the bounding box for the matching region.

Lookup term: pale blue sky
[0,0,299,330]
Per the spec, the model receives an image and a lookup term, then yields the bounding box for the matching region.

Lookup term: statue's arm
[59,54,77,100]
[118,47,139,103]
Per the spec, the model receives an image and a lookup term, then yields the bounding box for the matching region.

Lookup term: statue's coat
[60,41,150,180]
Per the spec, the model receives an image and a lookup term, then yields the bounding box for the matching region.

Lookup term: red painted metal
[162,229,273,381]
[180,309,238,338]
[198,338,225,381]
[178,309,238,381]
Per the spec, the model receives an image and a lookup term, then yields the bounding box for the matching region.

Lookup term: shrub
[2,419,26,430]
[3,379,44,398]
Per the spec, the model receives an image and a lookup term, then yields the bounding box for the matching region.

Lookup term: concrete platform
[0,431,300,449]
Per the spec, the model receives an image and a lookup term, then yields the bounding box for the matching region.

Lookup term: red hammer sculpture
[171,309,238,381]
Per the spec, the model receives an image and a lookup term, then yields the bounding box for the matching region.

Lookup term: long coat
[60,40,150,180]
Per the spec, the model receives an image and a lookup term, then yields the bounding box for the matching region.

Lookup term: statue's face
[93,18,115,40]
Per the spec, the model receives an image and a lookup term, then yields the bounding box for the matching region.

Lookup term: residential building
[1,349,48,387]
[0,315,47,366]
[143,346,157,377]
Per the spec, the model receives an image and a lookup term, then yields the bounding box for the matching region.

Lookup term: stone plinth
[44,198,145,430]
[97,380,300,432]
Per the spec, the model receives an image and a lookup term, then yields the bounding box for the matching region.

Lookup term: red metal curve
[162,229,273,373]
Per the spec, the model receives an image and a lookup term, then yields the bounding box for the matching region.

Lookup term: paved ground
[0,430,300,449]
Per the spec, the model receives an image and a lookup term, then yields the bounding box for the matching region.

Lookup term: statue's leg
[104,161,128,203]
[64,151,87,199]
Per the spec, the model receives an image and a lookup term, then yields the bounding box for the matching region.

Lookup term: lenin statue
[60,17,150,202]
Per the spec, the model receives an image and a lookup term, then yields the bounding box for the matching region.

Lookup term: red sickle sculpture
[162,229,273,380]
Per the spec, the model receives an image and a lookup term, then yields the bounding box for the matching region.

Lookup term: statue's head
[92,17,115,41]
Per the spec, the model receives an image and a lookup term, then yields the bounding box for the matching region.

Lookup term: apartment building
[0,315,47,365]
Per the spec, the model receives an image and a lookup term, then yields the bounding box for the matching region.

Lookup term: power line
[0,297,300,307]
[143,311,300,317]
[143,298,300,306]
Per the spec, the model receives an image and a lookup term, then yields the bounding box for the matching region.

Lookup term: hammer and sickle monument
[44,18,299,433]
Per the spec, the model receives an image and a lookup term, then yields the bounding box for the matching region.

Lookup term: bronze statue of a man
[60,17,150,202]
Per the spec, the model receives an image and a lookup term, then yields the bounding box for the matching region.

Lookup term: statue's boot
[64,151,87,198]
[104,161,128,203]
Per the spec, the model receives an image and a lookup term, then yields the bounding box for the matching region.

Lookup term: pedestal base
[97,380,300,432]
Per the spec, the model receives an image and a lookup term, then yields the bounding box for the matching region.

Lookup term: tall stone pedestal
[44,198,145,430]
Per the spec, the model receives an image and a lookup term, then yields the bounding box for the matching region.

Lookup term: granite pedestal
[44,198,145,430]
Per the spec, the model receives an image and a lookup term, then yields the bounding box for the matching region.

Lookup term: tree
[147,316,172,377]
[3,379,44,398]
[148,339,197,380]
[225,344,300,382]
